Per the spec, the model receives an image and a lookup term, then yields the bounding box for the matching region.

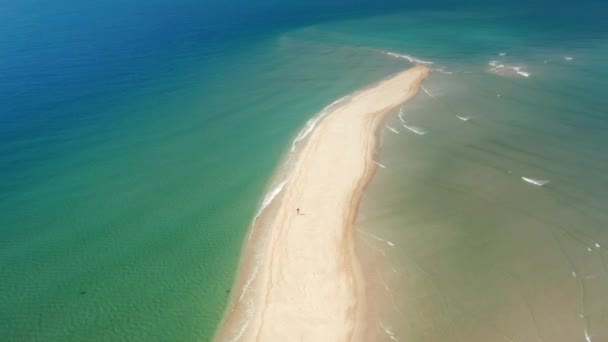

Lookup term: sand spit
[216,65,431,342]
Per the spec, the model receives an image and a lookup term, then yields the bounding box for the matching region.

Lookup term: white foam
[499,52,508,56]
[585,329,592,342]
[435,68,453,75]
[229,312,249,342]
[236,278,254,306]
[421,85,437,99]
[386,52,412,62]
[385,51,434,65]
[488,60,531,78]
[402,123,427,135]
[238,253,262,301]
[234,240,271,340]
[456,115,471,121]
[291,95,350,152]
[229,298,255,342]
[572,271,577,278]
[249,179,289,240]
[385,125,400,134]
[398,108,406,123]
[565,56,574,61]
[374,161,386,169]
[595,243,601,248]
[521,177,549,186]
[359,230,395,247]
[380,323,399,342]
[587,247,593,252]
[291,116,325,152]
[413,58,434,65]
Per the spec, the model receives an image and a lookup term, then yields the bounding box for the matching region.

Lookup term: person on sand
[296,208,300,215]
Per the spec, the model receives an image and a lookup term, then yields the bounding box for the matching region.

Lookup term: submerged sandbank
[216,65,431,341]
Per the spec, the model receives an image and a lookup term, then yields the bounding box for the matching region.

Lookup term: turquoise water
[1,1,607,341]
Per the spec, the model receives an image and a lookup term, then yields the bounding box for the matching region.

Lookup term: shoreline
[215,65,431,341]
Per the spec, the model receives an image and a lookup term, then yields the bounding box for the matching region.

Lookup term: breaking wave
[385,125,400,134]
[488,60,531,78]
[291,95,351,152]
[249,179,289,240]
[521,177,550,186]
[384,51,434,65]
[402,123,427,135]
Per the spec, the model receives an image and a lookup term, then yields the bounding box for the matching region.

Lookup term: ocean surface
[1,0,607,341]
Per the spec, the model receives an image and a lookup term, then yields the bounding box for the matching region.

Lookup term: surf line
[421,85,471,121]
[521,177,550,187]
[384,51,434,65]
[402,123,426,135]
[384,50,459,76]
[358,229,396,247]
[398,107,427,135]
[373,161,387,169]
[291,95,352,152]
[385,125,400,134]
[398,108,406,123]
[248,179,289,240]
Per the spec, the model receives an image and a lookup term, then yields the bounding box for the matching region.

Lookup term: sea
[1,0,607,341]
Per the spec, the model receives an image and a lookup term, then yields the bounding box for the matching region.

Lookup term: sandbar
[216,65,431,341]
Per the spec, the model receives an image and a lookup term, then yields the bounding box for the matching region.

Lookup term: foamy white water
[291,95,350,152]
[228,298,255,342]
[398,108,406,123]
[402,123,427,135]
[435,68,453,75]
[489,60,531,78]
[385,125,400,134]
[421,85,437,99]
[456,115,471,121]
[380,323,399,342]
[521,177,550,186]
[385,51,434,65]
[585,329,592,342]
[249,179,289,240]
[374,161,387,169]
[359,229,396,247]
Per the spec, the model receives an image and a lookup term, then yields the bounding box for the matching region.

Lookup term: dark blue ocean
[1,0,607,340]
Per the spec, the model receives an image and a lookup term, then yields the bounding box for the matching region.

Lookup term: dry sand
[216,65,431,342]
